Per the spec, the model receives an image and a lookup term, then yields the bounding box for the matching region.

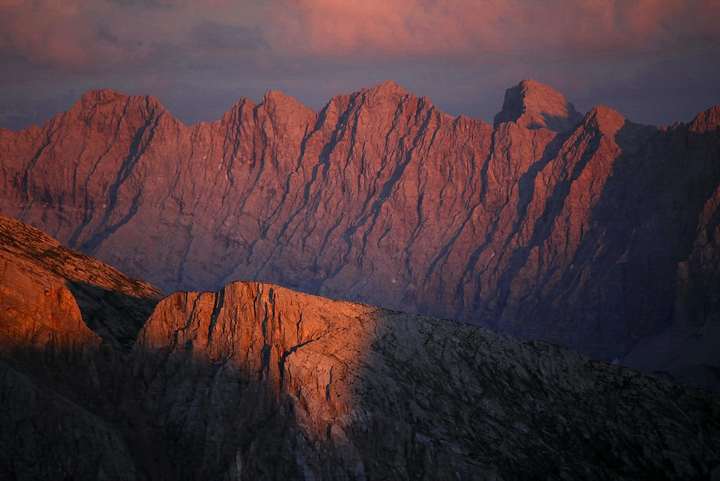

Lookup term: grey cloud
[192,21,267,52]
[0,0,718,131]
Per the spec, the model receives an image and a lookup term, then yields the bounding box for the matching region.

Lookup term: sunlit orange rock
[130,280,720,480]
[0,214,161,349]
[494,79,583,131]
[0,215,161,481]
[1,80,719,388]
[0,218,719,480]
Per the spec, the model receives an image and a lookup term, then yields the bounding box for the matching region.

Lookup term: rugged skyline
[2,78,719,390]
[1,0,719,130]
[2,3,720,479]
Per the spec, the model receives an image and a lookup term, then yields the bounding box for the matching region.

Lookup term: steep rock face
[130,281,720,480]
[623,106,720,386]
[0,215,162,481]
[0,214,161,347]
[493,79,583,131]
[0,219,719,480]
[1,81,720,382]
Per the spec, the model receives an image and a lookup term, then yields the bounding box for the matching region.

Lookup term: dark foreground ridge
[1,216,719,480]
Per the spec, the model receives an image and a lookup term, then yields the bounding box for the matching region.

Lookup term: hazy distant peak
[582,105,626,135]
[262,89,297,104]
[494,79,582,132]
[73,89,166,119]
[363,80,412,98]
[690,105,720,133]
[79,88,127,104]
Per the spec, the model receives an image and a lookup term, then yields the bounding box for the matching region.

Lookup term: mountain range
[1,80,719,389]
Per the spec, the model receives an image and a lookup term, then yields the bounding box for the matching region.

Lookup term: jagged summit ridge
[1,81,720,391]
[494,79,583,131]
[79,88,126,104]
[69,81,418,129]
[690,105,720,132]
[363,79,412,97]
[64,80,639,132]
[76,88,165,114]
[582,105,626,134]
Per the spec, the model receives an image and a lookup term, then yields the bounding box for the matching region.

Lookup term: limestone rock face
[493,79,583,131]
[1,82,720,388]
[0,214,161,348]
[129,281,720,481]
[0,219,719,480]
[0,215,161,481]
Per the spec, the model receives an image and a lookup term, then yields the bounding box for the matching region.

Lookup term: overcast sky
[1,0,719,130]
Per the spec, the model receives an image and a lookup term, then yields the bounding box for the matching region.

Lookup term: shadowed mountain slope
[0,214,161,348]
[0,218,719,480]
[1,81,719,386]
[0,215,161,481]
[131,280,720,480]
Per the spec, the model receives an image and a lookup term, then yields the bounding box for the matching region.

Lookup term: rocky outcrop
[129,280,720,480]
[493,79,583,131]
[1,81,719,387]
[0,215,162,481]
[0,214,161,348]
[0,218,719,480]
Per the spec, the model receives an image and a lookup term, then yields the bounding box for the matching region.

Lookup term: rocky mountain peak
[368,79,409,94]
[582,105,626,135]
[2,82,720,391]
[262,89,300,107]
[690,105,720,133]
[79,88,127,105]
[362,80,412,103]
[259,89,316,134]
[261,89,315,118]
[71,88,166,126]
[494,79,583,132]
